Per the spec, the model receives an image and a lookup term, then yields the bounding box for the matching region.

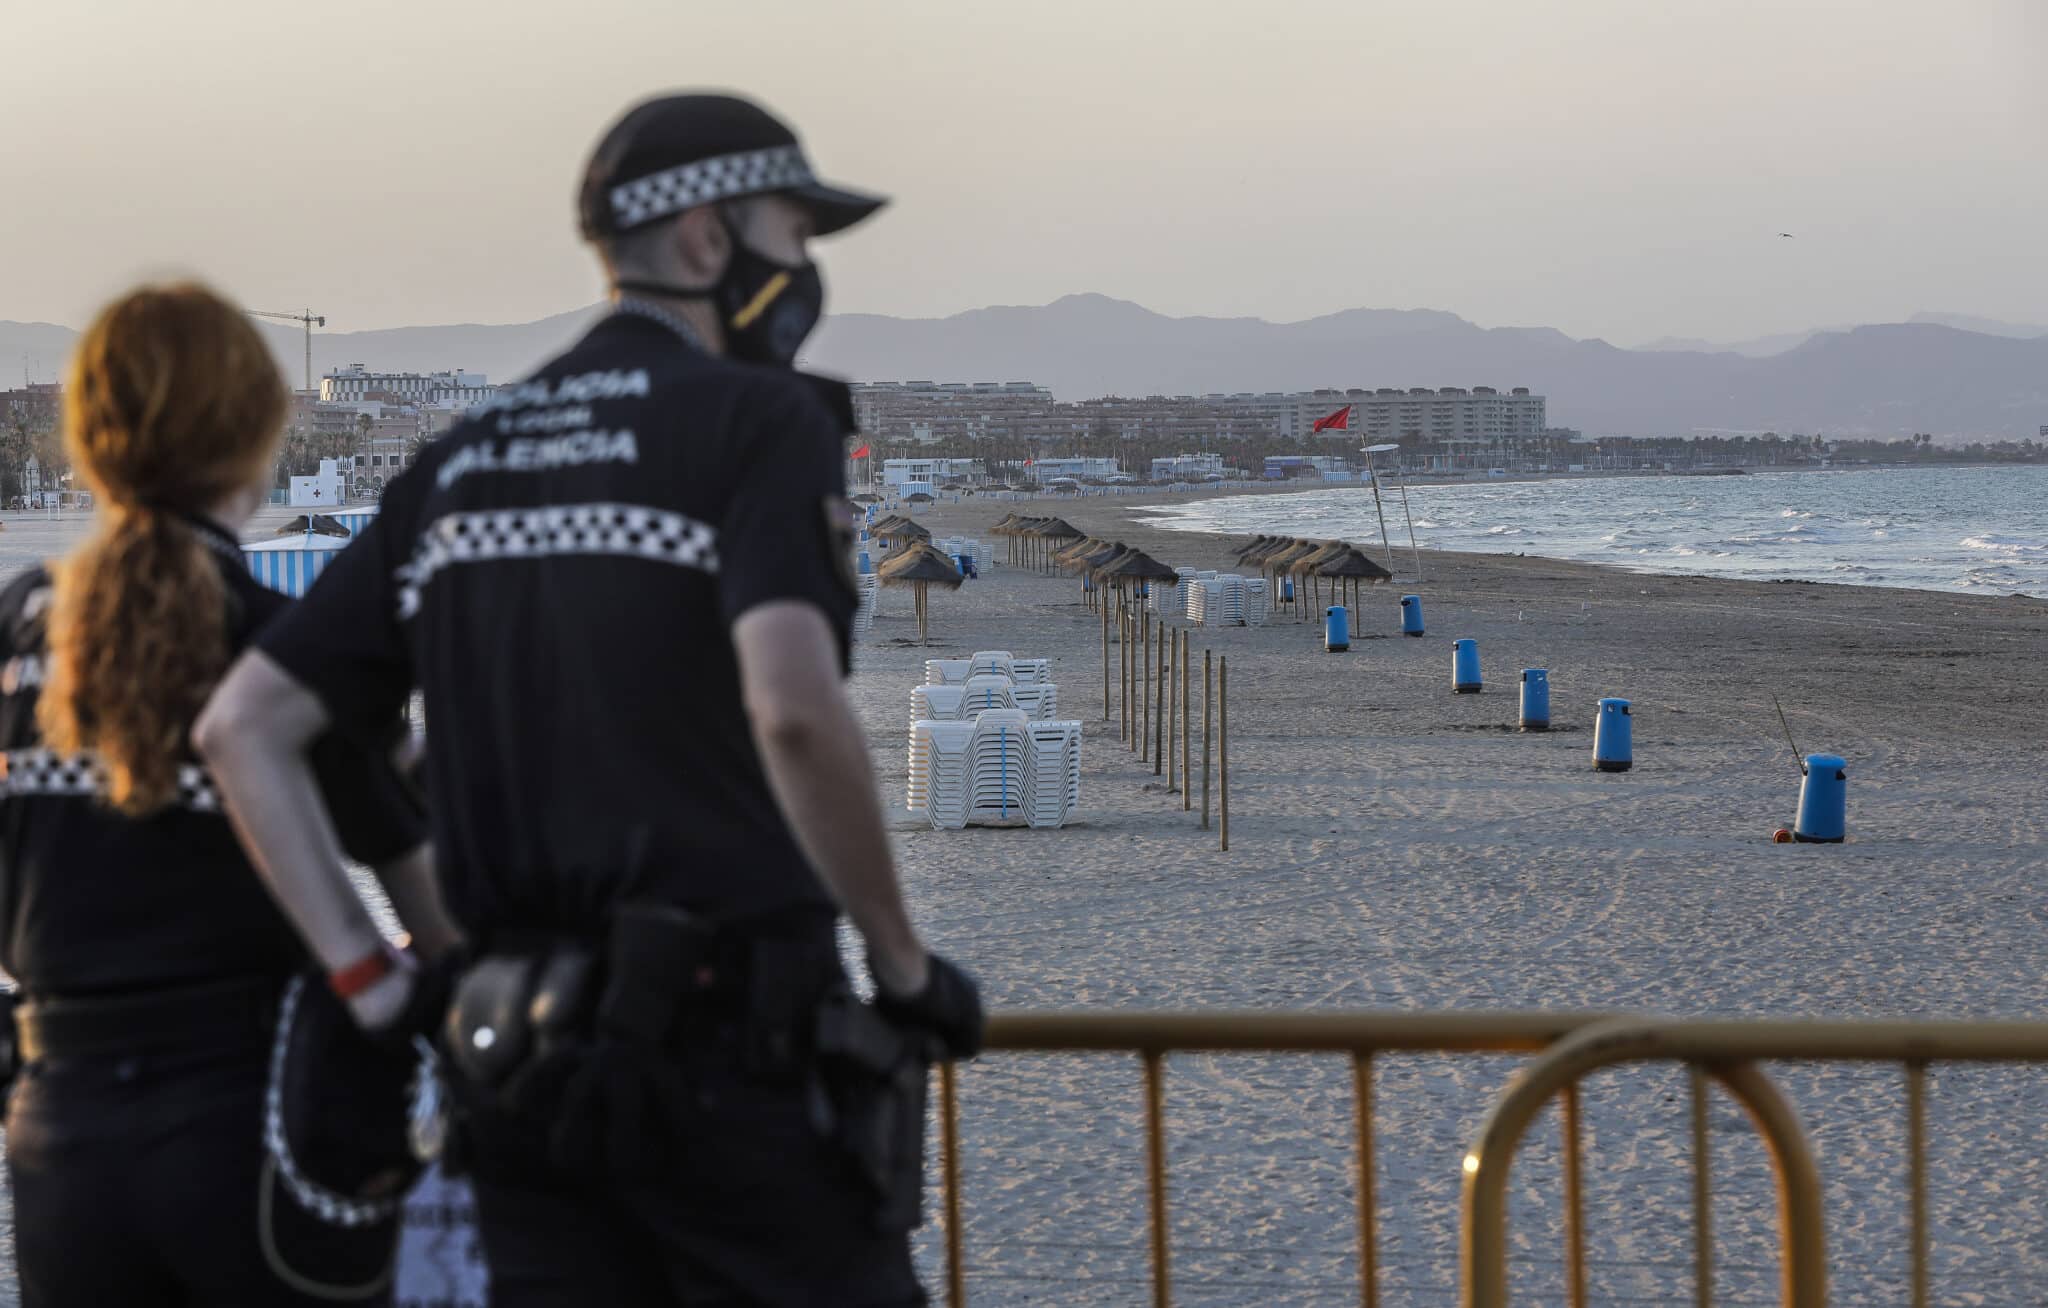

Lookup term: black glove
[871,952,985,1060]
[365,947,464,1057]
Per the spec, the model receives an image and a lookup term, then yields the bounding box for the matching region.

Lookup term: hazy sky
[2,0,2042,348]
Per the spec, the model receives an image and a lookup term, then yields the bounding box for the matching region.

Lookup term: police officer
[196,93,983,1306]
[1,282,452,1305]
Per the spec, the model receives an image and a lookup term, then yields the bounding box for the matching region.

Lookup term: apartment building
[320,363,497,409]
[1150,453,1229,480]
[877,457,986,492]
[850,381,1065,445]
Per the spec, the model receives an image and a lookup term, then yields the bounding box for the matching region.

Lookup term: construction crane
[248,309,326,394]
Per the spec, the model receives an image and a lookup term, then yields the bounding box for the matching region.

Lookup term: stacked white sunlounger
[932,536,993,573]
[1242,578,1270,626]
[912,681,1060,724]
[852,575,879,638]
[905,711,1082,829]
[907,651,1079,828]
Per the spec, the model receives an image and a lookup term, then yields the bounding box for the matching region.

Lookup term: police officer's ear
[668,206,734,284]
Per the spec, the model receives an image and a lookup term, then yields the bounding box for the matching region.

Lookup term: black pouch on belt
[441,945,597,1179]
[812,988,933,1233]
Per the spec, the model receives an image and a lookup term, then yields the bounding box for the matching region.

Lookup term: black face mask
[615,209,825,368]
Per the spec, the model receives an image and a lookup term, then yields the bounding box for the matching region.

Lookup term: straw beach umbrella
[1098,548,1178,587]
[873,515,930,540]
[1290,541,1351,611]
[877,543,964,645]
[1026,518,1083,572]
[278,513,351,539]
[1234,534,1284,566]
[990,514,1042,566]
[870,516,930,558]
[1260,539,1322,616]
[850,492,881,505]
[1058,537,1121,609]
[1316,547,1392,612]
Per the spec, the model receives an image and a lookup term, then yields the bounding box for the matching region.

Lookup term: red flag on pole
[1311,405,1352,433]
[850,443,871,458]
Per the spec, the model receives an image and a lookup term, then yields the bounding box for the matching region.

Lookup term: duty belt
[15,975,280,1062]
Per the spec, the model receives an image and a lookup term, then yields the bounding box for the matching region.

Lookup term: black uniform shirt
[0,519,427,998]
[257,311,859,941]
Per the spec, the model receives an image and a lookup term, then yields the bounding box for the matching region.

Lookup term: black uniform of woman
[0,283,456,1306]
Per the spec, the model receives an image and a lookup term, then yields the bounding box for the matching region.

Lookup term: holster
[0,990,19,1097]
[811,987,934,1233]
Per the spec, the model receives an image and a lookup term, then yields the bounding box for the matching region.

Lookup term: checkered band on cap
[395,502,720,619]
[263,976,407,1229]
[609,145,815,231]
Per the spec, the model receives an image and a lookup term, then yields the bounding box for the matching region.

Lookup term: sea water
[1141,465,2048,599]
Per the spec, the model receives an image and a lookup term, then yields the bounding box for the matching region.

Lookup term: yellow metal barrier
[1459,1017,2048,1308]
[940,1012,2048,1307]
[939,1010,1618,1307]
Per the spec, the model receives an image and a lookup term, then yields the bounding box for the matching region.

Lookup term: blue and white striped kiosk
[330,504,380,537]
[243,532,350,597]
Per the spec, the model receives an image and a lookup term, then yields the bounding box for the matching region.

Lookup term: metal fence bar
[1562,1081,1588,1308]
[940,1013,1608,1303]
[941,1059,966,1308]
[1907,1060,1928,1308]
[1691,1064,1713,1308]
[943,1012,2048,1308]
[1143,1050,1172,1308]
[1353,1052,1380,1308]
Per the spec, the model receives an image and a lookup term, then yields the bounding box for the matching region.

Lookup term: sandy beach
[0,496,2042,1303]
[858,491,2048,1303]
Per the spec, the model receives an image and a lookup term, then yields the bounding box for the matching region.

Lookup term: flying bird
[1778,232,1795,238]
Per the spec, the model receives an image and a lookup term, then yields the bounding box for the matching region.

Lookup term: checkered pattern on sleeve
[0,748,222,813]
[609,145,815,230]
[394,502,720,619]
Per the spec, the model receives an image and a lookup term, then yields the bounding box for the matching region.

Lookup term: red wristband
[328,944,400,999]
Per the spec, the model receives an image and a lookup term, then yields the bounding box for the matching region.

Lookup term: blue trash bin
[1794,754,1847,843]
[856,550,872,575]
[1519,669,1550,730]
[1283,576,1295,602]
[1452,639,1481,692]
[1325,605,1350,652]
[1400,595,1425,637]
[1593,698,1633,772]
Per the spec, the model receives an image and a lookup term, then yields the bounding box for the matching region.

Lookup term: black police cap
[579,92,887,240]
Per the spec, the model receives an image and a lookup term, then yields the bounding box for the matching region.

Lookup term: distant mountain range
[5,296,2044,439]
[1634,312,2048,358]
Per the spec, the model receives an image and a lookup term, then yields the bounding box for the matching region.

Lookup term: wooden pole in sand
[1140,610,1152,761]
[1201,650,1212,831]
[1181,635,1191,811]
[1101,596,1111,722]
[1126,599,1137,750]
[1120,600,1130,744]
[1219,655,1230,851]
[1153,621,1165,776]
[1166,627,1178,791]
